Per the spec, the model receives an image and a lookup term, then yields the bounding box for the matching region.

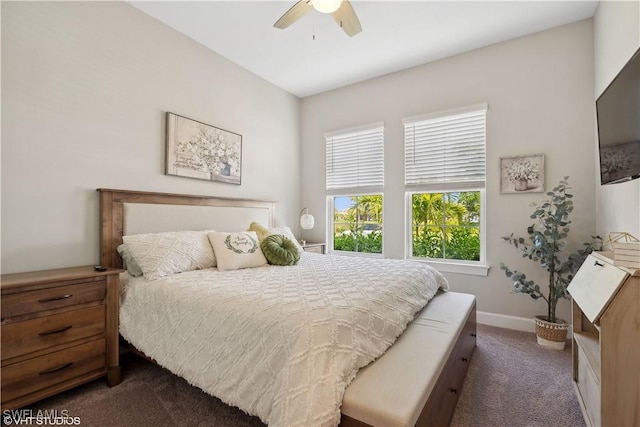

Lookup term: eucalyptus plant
[500,177,596,324]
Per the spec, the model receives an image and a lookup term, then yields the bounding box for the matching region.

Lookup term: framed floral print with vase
[166,112,242,185]
[500,154,544,193]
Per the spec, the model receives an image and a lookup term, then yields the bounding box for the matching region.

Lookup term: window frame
[405,189,488,276]
[325,122,385,257]
[327,193,384,257]
[403,104,489,276]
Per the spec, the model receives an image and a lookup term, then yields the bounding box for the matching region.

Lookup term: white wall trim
[478,311,574,338]
[477,311,535,332]
[476,311,572,338]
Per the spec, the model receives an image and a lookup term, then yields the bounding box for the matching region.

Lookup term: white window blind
[404,104,487,190]
[326,123,384,193]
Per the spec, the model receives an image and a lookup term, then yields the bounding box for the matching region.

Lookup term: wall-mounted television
[596,47,640,185]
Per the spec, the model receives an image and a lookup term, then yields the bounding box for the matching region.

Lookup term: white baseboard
[477,311,573,338]
[477,311,535,332]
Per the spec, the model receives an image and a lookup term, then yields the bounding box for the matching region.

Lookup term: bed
[98,188,476,427]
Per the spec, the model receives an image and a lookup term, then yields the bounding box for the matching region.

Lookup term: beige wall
[1,2,605,326]
[1,2,301,274]
[594,1,640,239]
[301,20,596,325]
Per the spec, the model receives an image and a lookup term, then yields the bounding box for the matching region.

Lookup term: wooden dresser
[1,266,121,410]
[567,252,640,427]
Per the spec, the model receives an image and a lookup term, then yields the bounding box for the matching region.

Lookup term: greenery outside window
[326,123,384,255]
[411,191,481,261]
[333,195,382,254]
[404,104,487,267]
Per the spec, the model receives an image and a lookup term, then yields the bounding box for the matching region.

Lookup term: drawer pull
[39,362,73,375]
[450,388,458,394]
[470,333,477,337]
[594,260,604,267]
[39,294,73,303]
[461,357,468,362]
[38,325,73,336]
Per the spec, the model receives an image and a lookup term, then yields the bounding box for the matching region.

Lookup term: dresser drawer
[1,305,105,362]
[1,280,106,320]
[450,306,476,393]
[577,345,601,427]
[455,306,476,375]
[1,339,105,404]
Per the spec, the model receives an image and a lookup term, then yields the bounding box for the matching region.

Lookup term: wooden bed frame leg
[107,366,122,387]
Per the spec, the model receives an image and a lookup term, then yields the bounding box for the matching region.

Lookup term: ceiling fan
[273,0,362,37]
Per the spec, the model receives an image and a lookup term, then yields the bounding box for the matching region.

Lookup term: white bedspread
[119,253,448,427]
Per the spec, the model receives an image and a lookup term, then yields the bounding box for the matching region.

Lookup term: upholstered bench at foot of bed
[340,291,477,427]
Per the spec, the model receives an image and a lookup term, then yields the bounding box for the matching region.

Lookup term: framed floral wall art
[166,112,242,185]
[500,154,544,193]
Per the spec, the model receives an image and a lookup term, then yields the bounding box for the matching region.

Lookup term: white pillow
[269,226,304,252]
[123,230,216,280]
[207,231,267,271]
[117,244,144,277]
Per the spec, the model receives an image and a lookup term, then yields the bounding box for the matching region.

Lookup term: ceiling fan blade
[332,1,362,37]
[274,1,313,29]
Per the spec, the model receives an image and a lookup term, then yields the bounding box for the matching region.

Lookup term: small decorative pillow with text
[208,231,268,271]
[248,222,304,252]
[122,230,216,280]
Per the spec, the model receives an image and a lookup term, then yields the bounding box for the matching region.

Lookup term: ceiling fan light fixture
[312,0,343,14]
[274,0,360,37]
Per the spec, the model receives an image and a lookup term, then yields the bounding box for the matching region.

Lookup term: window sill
[330,250,384,258]
[409,258,490,276]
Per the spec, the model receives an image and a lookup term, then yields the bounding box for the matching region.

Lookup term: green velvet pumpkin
[261,234,300,266]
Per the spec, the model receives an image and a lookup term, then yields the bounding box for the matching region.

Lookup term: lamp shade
[312,0,343,14]
[300,212,315,230]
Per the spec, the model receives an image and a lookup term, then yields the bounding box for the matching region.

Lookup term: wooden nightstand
[301,242,326,254]
[1,266,121,410]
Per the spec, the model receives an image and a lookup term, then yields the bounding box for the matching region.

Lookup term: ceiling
[129,1,599,98]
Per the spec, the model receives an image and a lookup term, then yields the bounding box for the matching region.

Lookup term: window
[332,195,383,254]
[326,123,384,254]
[404,104,487,265]
[410,191,480,260]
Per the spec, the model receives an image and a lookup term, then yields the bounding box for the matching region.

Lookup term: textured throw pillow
[248,222,304,252]
[208,231,268,271]
[123,230,216,280]
[261,234,301,266]
[117,244,144,277]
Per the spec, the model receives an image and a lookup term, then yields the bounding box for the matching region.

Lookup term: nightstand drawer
[1,280,106,321]
[1,338,105,404]
[1,305,105,362]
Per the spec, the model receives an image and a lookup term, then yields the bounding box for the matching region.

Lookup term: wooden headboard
[98,188,276,268]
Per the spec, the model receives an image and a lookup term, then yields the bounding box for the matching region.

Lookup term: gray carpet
[449,325,585,427]
[28,324,586,426]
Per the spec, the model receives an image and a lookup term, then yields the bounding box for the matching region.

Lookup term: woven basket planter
[533,316,568,350]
